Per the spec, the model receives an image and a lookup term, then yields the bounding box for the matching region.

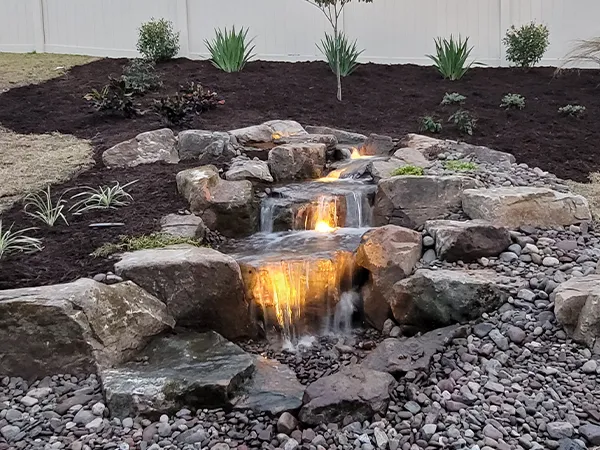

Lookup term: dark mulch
[0,58,599,289]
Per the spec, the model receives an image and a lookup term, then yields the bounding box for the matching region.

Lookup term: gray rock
[373,427,389,449]
[489,329,509,351]
[0,424,21,441]
[483,424,503,440]
[283,438,299,450]
[547,422,574,439]
[507,326,526,344]
[579,423,600,445]
[500,251,519,262]
[73,409,96,425]
[20,395,38,407]
[230,120,306,145]
[582,360,598,373]
[102,128,178,168]
[304,126,367,145]
[299,366,396,425]
[422,249,436,263]
[277,412,298,435]
[361,134,394,156]
[225,157,273,182]
[422,236,435,247]
[177,130,237,164]
[543,256,560,267]
[268,143,326,181]
[160,213,206,240]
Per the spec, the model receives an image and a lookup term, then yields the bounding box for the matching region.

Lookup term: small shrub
[503,22,550,68]
[92,232,203,258]
[318,31,363,77]
[24,187,68,227]
[426,35,482,80]
[153,94,189,126]
[153,83,221,125]
[444,160,478,172]
[501,93,526,110]
[441,92,466,105]
[391,165,425,176]
[121,59,162,94]
[559,104,586,117]
[84,77,136,117]
[179,82,220,114]
[70,180,137,214]
[137,18,180,62]
[449,110,477,135]
[0,221,43,260]
[419,116,442,134]
[205,27,256,73]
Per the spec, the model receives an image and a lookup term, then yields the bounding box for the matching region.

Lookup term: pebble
[581,360,598,373]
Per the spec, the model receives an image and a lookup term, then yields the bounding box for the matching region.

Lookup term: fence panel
[0,0,37,53]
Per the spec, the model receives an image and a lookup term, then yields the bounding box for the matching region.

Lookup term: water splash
[331,291,360,334]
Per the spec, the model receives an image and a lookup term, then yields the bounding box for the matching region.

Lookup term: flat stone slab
[102,128,178,168]
[101,332,255,418]
[462,187,591,229]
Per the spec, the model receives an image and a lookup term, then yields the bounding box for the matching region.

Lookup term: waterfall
[260,197,276,232]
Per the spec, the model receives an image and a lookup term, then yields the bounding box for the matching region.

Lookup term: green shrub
[559,104,586,117]
[449,110,477,135]
[391,165,424,176]
[318,31,363,77]
[0,221,43,260]
[153,94,189,125]
[179,82,220,114]
[154,83,221,125]
[501,93,526,110]
[92,232,203,258]
[84,77,136,117]
[427,35,481,80]
[205,27,255,73]
[121,59,162,94]
[419,116,442,134]
[137,18,180,62]
[444,160,478,172]
[441,92,466,105]
[503,22,549,68]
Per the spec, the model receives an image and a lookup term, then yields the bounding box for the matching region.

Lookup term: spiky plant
[205,27,255,73]
[0,221,43,260]
[318,31,363,77]
[427,35,482,80]
[23,186,68,227]
[69,180,138,214]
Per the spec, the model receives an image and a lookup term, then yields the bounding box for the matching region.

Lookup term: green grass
[92,233,204,258]
[444,160,478,171]
[391,165,425,176]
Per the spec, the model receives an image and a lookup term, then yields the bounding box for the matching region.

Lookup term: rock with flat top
[102,129,178,168]
[230,120,306,145]
[160,213,206,240]
[304,126,367,145]
[268,143,326,181]
[225,157,273,182]
[361,134,394,156]
[392,147,430,167]
[177,130,237,164]
[462,187,591,228]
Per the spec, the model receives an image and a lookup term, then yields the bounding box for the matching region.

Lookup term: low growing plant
[153,94,189,126]
[24,187,68,227]
[449,110,477,135]
[503,22,550,68]
[137,18,180,62]
[121,59,162,94]
[441,92,466,105]
[444,160,478,172]
[92,232,203,258]
[391,165,424,176]
[501,93,526,110]
[419,116,442,134]
[559,104,586,118]
[205,27,255,73]
[318,31,363,77]
[154,83,221,125]
[0,221,43,260]
[84,77,136,117]
[70,180,137,214]
[427,35,481,80]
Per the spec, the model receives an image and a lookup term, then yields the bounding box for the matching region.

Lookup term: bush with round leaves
[137,18,180,62]
[503,22,549,68]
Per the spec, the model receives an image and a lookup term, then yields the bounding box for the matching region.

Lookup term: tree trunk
[334,26,342,101]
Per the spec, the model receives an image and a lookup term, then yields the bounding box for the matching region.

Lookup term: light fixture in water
[314,220,336,232]
[306,196,339,232]
[350,147,373,159]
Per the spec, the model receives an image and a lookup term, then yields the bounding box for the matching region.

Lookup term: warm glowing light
[272,131,298,140]
[304,196,339,232]
[317,169,342,182]
[272,132,282,140]
[351,148,362,159]
[314,221,336,232]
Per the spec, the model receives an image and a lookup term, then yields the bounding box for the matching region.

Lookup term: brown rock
[102,129,178,168]
[268,143,326,181]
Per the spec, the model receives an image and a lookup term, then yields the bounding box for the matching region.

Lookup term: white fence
[1,0,600,67]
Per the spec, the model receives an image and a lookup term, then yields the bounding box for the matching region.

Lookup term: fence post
[176,0,190,58]
[499,0,510,66]
[31,0,46,53]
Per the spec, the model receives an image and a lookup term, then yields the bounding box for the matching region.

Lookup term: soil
[1,58,599,289]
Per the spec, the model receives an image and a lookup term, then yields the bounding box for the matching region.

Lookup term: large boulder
[176,165,256,237]
[177,130,237,164]
[368,159,407,182]
[114,246,254,340]
[392,147,431,167]
[356,225,422,330]
[361,325,467,375]
[225,156,273,182]
[102,129,178,168]
[101,331,255,418]
[0,279,174,379]
[390,269,509,329]
[554,275,600,349]
[373,175,482,228]
[424,219,511,262]
[462,187,591,228]
[160,213,206,240]
[304,126,367,145]
[298,366,396,425]
[268,143,326,181]
[274,134,338,151]
[361,134,394,156]
[230,120,307,145]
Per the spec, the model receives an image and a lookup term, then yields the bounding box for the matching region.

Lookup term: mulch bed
[0,58,599,289]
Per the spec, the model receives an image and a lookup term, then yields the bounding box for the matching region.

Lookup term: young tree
[305,0,372,101]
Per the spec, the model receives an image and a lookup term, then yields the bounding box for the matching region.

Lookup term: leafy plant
[92,232,203,258]
[121,59,162,94]
[205,27,255,73]
[503,22,549,68]
[179,82,220,114]
[24,187,68,227]
[501,93,526,110]
[153,94,189,126]
[0,221,43,260]
[318,31,363,77]
[419,116,442,134]
[559,104,586,118]
[84,77,136,117]
[70,180,137,214]
[441,92,466,105]
[391,165,424,176]
[444,160,478,172]
[449,110,477,135]
[137,18,180,62]
[427,35,482,80]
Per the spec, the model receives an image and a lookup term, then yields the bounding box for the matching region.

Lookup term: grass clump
[0,221,43,260]
[501,93,526,110]
[24,186,68,227]
[92,233,203,258]
[391,165,424,176]
[137,18,180,62]
[318,31,363,77]
[69,180,137,214]
[449,110,477,135]
[427,35,481,80]
[441,92,466,105]
[419,116,442,134]
[444,160,478,172]
[205,27,256,73]
[559,104,586,118]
